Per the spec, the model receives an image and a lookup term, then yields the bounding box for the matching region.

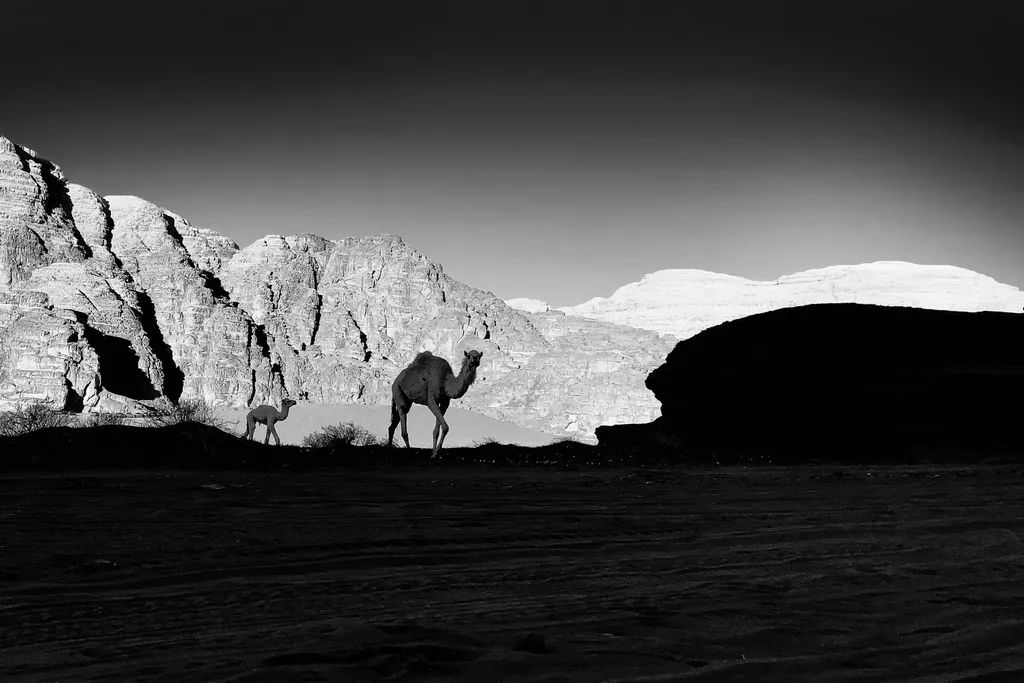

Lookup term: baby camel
[389,350,483,459]
[243,398,297,445]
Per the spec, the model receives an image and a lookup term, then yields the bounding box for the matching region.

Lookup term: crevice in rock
[135,291,184,401]
[38,159,92,259]
[163,213,186,248]
[246,370,256,407]
[348,313,372,362]
[309,293,322,346]
[10,142,30,173]
[201,271,230,299]
[99,199,115,252]
[82,325,159,399]
[253,323,271,359]
[64,383,84,412]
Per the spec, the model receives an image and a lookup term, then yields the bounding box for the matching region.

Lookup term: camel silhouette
[243,398,297,445]
[388,350,483,459]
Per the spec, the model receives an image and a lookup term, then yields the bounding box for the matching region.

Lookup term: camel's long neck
[446,361,478,399]
[278,403,291,420]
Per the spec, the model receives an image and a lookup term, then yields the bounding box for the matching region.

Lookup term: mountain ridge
[0,137,670,440]
[552,261,1024,339]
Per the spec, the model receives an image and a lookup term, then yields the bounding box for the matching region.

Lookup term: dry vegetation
[141,399,226,429]
[302,421,382,449]
[0,403,74,437]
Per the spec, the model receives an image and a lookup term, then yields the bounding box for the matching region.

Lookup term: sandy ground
[215,404,558,448]
[4,464,1024,681]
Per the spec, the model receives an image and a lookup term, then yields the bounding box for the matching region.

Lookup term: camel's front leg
[268,422,281,446]
[426,400,449,459]
[263,419,273,444]
[388,404,399,447]
[436,400,451,454]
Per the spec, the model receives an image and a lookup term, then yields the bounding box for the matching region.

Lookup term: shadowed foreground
[4,463,1024,680]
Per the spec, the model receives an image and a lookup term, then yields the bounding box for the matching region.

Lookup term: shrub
[80,412,128,427]
[302,421,381,449]
[143,399,226,429]
[0,403,75,437]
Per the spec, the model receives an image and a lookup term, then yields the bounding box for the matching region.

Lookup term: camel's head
[282,398,297,408]
[463,349,483,369]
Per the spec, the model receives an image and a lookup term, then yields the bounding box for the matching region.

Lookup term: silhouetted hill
[0,423,619,471]
[597,304,1024,462]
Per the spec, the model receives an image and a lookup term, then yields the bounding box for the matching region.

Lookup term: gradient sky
[4,1,1024,306]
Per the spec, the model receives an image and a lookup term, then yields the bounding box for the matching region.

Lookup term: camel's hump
[413,351,435,361]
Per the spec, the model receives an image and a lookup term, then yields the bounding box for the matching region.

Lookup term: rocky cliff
[0,137,670,440]
[561,263,1024,339]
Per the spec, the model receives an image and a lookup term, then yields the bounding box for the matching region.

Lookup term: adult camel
[388,350,483,459]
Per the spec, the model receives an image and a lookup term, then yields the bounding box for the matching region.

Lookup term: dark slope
[0,423,612,471]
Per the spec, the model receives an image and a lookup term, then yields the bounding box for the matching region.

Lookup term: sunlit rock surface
[0,137,668,439]
[505,297,551,313]
[471,311,671,437]
[106,195,282,407]
[561,263,1024,339]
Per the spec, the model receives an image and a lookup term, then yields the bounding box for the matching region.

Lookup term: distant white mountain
[505,297,551,313]
[557,262,1024,339]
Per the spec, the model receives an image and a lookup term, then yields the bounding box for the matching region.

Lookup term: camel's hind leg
[398,407,411,449]
[427,399,449,460]
[390,388,412,449]
[243,415,256,440]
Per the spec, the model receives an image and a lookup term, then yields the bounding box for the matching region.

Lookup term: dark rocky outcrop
[597,304,1024,461]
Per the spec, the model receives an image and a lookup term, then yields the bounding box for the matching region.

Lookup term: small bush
[303,422,381,449]
[143,399,226,429]
[80,412,128,427]
[0,403,75,437]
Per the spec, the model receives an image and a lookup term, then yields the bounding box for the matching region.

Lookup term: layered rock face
[105,196,281,406]
[0,138,90,288]
[598,304,1024,459]
[0,290,100,410]
[0,137,668,439]
[561,263,1024,339]
[218,234,673,439]
[470,311,671,436]
[505,298,551,313]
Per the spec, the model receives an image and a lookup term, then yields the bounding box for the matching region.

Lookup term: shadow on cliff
[597,303,1024,463]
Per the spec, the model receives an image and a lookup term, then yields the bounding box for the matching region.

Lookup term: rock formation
[505,298,551,313]
[561,263,1024,339]
[597,304,1024,460]
[0,137,670,440]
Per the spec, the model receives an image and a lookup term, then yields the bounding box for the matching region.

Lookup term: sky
[4,1,1024,306]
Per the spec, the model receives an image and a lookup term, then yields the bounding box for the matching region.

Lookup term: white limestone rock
[0,291,101,411]
[0,137,89,287]
[505,297,551,313]
[105,195,282,406]
[560,262,1024,339]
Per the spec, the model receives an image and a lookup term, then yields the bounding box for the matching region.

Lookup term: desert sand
[4,463,1024,680]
